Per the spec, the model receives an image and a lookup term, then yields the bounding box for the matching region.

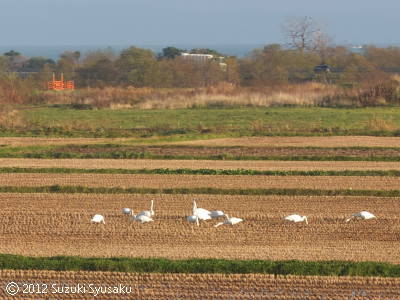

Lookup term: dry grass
[2,158,400,171]
[1,193,400,263]
[36,83,342,109]
[0,137,136,146]
[0,270,399,299]
[0,173,398,190]
[176,136,400,147]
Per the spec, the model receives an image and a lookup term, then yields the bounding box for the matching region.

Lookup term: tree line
[2,43,400,90]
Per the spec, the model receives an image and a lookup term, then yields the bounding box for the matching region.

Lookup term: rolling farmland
[1,136,400,297]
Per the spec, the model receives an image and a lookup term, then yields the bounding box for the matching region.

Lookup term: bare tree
[282,16,330,54]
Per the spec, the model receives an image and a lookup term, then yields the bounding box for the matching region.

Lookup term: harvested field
[1,270,399,299]
[176,136,400,148]
[0,173,398,190]
[1,158,400,171]
[1,193,400,263]
[2,136,400,148]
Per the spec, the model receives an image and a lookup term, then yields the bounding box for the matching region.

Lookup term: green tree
[76,58,119,87]
[116,47,161,87]
[160,46,184,59]
[23,57,55,72]
[190,48,223,56]
[57,51,80,77]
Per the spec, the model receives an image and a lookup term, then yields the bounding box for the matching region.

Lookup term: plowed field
[3,135,400,147]
[1,158,400,171]
[0,173,398,190]
[176,136,400,147]
[1,193,400,263]
[1,270,399,299]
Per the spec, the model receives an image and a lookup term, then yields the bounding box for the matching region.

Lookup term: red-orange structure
[47,73,74,90]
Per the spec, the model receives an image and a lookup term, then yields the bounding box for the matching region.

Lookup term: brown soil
[175,136,400,147]
[0,270,398,299]
[0,173,398,190]
[2,158,400,171]
[1,193,399,263]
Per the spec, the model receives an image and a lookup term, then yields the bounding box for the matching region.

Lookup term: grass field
[8,106,400,137]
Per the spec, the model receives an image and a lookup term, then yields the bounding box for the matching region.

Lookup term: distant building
[181,53,214,61]
[180,53,227,70]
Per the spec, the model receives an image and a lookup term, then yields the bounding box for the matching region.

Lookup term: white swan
[210,210,225,218]
[193,200,211,217]
[214,214,243,227]
[187,200,212,226]
[132,213,154,223]
[91,214,105,224]
[137,200,155,218]
[345,211,376,222]
[122,208,132,215]
[187,215,200,226]
[285,214,308,224]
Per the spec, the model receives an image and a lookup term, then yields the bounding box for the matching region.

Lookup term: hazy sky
[1,0,399,46]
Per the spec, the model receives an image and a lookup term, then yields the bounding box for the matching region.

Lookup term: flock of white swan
[90,199,376,226]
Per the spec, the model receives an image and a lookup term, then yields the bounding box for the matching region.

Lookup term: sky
[1,0,399,47]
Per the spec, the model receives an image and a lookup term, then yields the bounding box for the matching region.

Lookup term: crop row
[1,185,400,197]
[178,136,400,148]
[0,268,399,299]
[1,158,400,171]
[0,173,399,190]
[2,135,400,147]
[2,254,400,277]
[3,167,400,177]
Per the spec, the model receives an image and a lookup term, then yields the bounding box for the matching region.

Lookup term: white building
[180,53,214,61]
